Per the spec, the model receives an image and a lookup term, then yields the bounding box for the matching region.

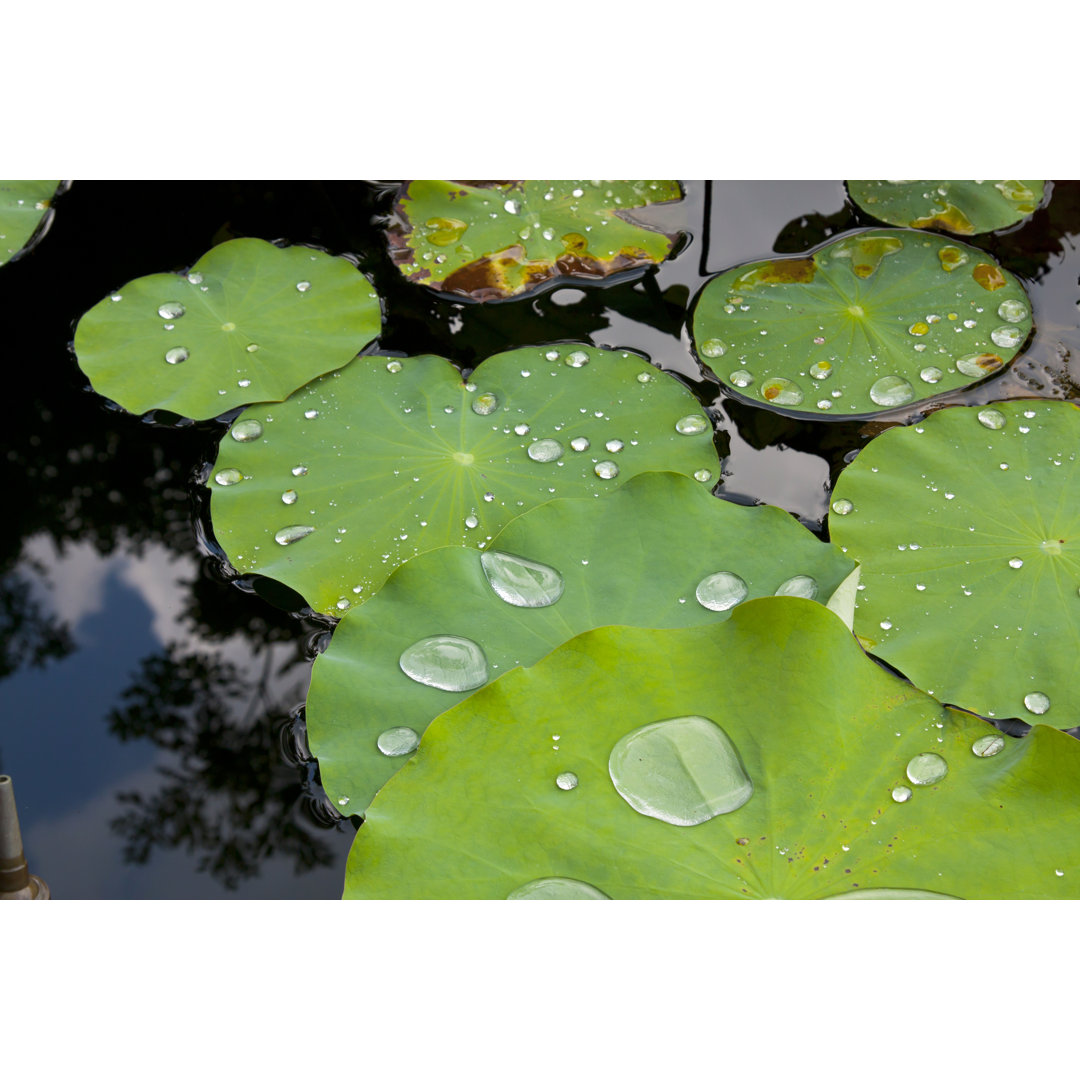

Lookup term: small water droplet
[694,469,713,483]
[158,302,185,319]
[919,366,944,384]
[605,439,624,453]
[528,439,564,462]
[164,347,189,365]
[609,715,753,826]
[507,877,609,900]
[891,786,912,803]
[564,350,590,368]
[908,322,930,336]
[775,574,818,599]
[503,198,522,214]
[972,734,1005,757]
[729,370,755,388]
[291,465,308,477]
[109,294,122,302]
[695,571,748,611]
[997,299,1027,323]
[214,468,243,486]
[700,338,726,358]
[555,771,578,791]
[1024,691,1050,715]
[237,378,251,388]
[1055,869,1065,878]
[302,409,318,420]
[274,525,315,546]
[637,371,654,383]
[296,280,311,292]
[281,489,298,505]
[676,413,709,435]
[245,342,259,353]
[991,325,1023,348]
[869,375,915,407]
[1008,557,1023,569]
[230,419,263,442]
[514,423,530,436]
[465,514,479,529]
[832,498,853,515]
[377,727,420,757]
[906,752,948,785]
[187,272,203,285]
[399,635,488,692]
[594,461,619,479]
[471,391,499,416]
[481,550,564,608]
[808,360,833,380]
[978,408,1007,430]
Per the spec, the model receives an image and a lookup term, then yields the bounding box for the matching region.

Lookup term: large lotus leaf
[73,237,382,420]
[344,598,1080,899]
[1,181,61,266]
[306,471,856,815]
[830,400,1080,727]
[691,229,1032,417]
[210,345,718,615]
[387,180,683,301]
[848,180,1046,235]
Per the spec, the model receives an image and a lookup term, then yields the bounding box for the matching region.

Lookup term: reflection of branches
[0,571,74,680]
[108,644,336,890]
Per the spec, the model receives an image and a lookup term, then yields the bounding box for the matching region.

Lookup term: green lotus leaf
[210,345,718,615]
[830,400,1080,727]
[306,471,856,815]
[344,597,1080,898]
[73,237,382,421]
[691,229,1032,418]
[387,180,683,301]
[1,181,62,266]
[848,180,1046,235]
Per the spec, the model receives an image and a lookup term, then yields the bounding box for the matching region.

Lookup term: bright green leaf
[848,180,1046,235]
[1,181,61,266]
[387,180,683,300]
[210,345,718,615]
[344,598,1080,898]
[831,400,1080,727]
[691,229,1032,417]
[73,237,382,420]
[307,472,855,815]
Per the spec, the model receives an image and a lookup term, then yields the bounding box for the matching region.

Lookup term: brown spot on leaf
[734,258,816,290]
[911,202,975,235]
[973,263,1007,291]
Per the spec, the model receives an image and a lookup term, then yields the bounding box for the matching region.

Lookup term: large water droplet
[997,299,1027,323]
[214,468,243,486]
[761,377,803,405]
[700,338,726,358]
[869,375,915,407]
[956,352,1004,377]
[555,772,578,791]
[775,574,818,599]
[675,413,709,435]
[831,498,853,515]
[906,752,948,785]
[158,302,185,319]
[919,366,944,384]
[399,635,488,692]
[695,571,748,611]
[564,350,590,368]
[377,726,420,757]
[164,346,189,365]
[694,469,713,483]
[507,878,609,900]
[528,439,564,462]
[990,325,1023,348]
[972,734,1005,758]
[481,550,564,608]
[594,461,619,479]
[829,888,960,900]
[1023,691,1050,715]
[471,392,499,416]
[729,370,755,388]
[230,419,263,442]
[275,525,314,545]
[978,408,1007,430]
[608,715,753,826]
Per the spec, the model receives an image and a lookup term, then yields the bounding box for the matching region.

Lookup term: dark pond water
[2,180,1077,898]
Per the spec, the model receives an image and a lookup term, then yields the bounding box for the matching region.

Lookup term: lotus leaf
[210,345,718,615]
[691,229,1032,417]
[1,181,61,266]
[73,237,382,420]
[306,472,856,815]
[830,400,1080,727]
[387,180,683,301]
[848,180,1046,235]
[344,598,1080,899]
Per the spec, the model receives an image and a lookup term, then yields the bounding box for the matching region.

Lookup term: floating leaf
[848,180,1046,235]
[210,345,718,615]
[387,180,683,301]
[344,598,1080,898]
[691,229,1032,417]
[306,472,855,814]
[831,400,1080,726]
[73,237,382,420]
[1,181,62,266]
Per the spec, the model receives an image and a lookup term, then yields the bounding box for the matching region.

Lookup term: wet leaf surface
[0,181,61,266]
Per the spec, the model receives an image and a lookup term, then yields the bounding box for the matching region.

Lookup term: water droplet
[1041,539,1063,555]
[695,571,748,612]
[919,366,944,384]
[514,423,530,436]
[399,635,488,692]
[281,489,298,505]
[507,878,609,900]
[1055,869,1065,877]
[465,514,479,529]
[238,378,252,388]
[637,371,654,383]
[997,299,1027,323]
[1023,691,1050,715]
[376,726,420,757]
[245,342,259,353]
[908,321,930,336]
[304,409,319,420]
[608,715,753,826]
[187,272,203,285]
[164,346,189,365]
[481,550,564,608]
[775,575,818,599]
[503,198,522,214]
[991,325,1023,348]
[869,375,915,407]
[729,370,755,388]
[972,734,1005,758]
[564,350,590,368]
[291,465,308,477]
[570,437,590,452]
[880,619,893,630]
[808,360,833,380]
[700,338,726,358]
[956,352,1004,377]
[230,419,263,442]
[214,468,243,486]
[829,888,961,900]
[605,439,624,453]
[594,461,619,479]
[471,392,499,416]
[832,498,853,515]
[760,377,803,405]
[694,469,713,483]
[221,321,236,332]
[676,413,709,435]
[158,302,185,319]
[555,772,578,791]
[906,752,948,785]
[109,294,122,302]
[891,786,912,803]
[978,408,1007,430]
[385,360,402,373]
[528,439,564,462]
[296,280,311,292]
[1008,557,1023,569]
[541,227,555,241]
